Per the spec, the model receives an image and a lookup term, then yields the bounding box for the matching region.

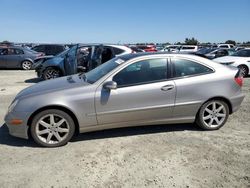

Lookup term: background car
[136,45,157,52]
[161,45,181,52]
[179,45,198,53]
[129,46,145,53]
[213,48,250,77]
[32,44,67,56]
[34,44,133,80]
[4,53,244,147]
[0,47,44,70]
[195,48,235,59]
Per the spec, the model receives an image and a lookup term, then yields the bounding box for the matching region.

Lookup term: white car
[179,45,198,53]
[161,45,181,53]
[214,44,235,49]
[213,49,250,77]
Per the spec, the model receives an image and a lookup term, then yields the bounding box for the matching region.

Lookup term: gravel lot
[0,70,249,188]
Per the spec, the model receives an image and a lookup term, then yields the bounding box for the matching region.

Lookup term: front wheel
[43,67,61,80]
[196,100,229,130]
[30,109,75,147]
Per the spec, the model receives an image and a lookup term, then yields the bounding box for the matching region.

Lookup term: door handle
[161,85,174,91]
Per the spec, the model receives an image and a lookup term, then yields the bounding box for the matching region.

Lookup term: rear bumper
[4,111,30,139]
[230,93,245,113]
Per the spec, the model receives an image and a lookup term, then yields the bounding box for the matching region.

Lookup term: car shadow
[0,124,37,147]
[72,123,201,142]
[0,123,201,148]
[24,78,43,83]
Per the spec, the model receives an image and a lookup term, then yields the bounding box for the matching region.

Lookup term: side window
[113,58,168,87]
[172,58,213,77]
[113,47,124,55]
[0,49,8,55]
[8,48,15,55]
[14,49,24,55]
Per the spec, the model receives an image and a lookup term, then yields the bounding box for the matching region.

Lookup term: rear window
[182,46,195,50]
[172,58,213,77]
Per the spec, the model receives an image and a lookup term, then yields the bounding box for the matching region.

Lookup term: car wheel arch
[27,105,80,136]
[196,96,233,116]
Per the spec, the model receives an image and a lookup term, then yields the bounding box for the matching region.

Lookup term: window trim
[169,57,215,80]
[112,57,170,88]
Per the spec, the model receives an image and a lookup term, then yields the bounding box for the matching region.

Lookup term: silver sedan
[5,53,245,147]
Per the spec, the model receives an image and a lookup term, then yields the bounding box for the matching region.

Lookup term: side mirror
[103,81,117,90]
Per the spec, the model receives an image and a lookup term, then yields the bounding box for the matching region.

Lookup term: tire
[195,100,229,130]
[238,65,249,77]
[43,67,61,80]
[30,109,75,147]
[21,60,32,70]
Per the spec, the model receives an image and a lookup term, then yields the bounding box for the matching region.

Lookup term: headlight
[8,99,18,113]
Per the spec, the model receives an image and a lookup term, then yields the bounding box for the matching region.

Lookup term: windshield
[56,49,69,58]
[231,49,250,57]
[85,57,125,84]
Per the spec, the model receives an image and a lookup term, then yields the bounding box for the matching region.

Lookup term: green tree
[225,40,236,45]
[184,37,199,45]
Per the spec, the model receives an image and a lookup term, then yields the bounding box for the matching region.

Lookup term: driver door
[64,45,78,76]
[94,58,176,125]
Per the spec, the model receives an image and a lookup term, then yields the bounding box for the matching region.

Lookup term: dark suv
[32,44,66,56]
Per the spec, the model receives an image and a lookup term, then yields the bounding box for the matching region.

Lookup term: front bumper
[4,111,31,139]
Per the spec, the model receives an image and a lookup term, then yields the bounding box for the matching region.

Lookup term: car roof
[118,52,197,61]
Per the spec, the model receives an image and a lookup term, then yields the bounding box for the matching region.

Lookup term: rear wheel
[43,67,61,80]
[196,100,229,130]
[22,60,32,70]
[238,65,249,77]
[30,109,75,147]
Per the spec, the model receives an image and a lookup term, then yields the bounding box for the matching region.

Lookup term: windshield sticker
[115,59,125,64]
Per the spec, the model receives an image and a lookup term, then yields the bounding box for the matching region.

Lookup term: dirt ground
[0,70,249,188]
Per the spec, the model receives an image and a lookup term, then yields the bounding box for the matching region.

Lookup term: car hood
[213,56,245,63]
[16,74,89,100]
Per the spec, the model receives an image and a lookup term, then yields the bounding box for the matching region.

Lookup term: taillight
[234,70,243,87]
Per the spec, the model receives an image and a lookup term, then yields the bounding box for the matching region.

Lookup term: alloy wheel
[22,61,32,70]
[35,114,70,145]
[238,65,248,77]
[44,68,60,79]
[202,101,226,128]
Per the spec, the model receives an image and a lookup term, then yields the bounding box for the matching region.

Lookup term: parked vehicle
[161,45,181,53]
[33,44,133,80]
[213,44,235,49]
[32,44,67,56]
[179,45,198,53]
[5,53,244,147]
[0,47,44,70]
[214,49,250,77]
[195,48,235,59]
[235,47,245,51]
[129,46,145,53]
[136,45,157,52]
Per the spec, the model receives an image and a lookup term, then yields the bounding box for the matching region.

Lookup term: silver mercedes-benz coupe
[5,53,245,147]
